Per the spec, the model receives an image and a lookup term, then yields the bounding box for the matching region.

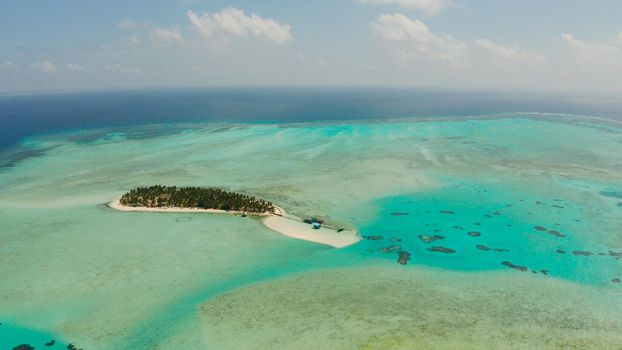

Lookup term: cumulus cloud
[116,20,138,29]
[106,64,143,75]
[151,26,183,46]
[475,39,545,65]
[65,63,84,72]
[32,61,58,73]
[129,35,140,45]
[561,33,621,68]
[186,8,292,45]
[362,0,452,15]
[371,13,466,65]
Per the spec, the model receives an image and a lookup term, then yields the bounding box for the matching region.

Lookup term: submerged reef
[397,251,411,265]
[417,234,444,243]
[12,345,34,350]
[426,246,456,254]
[502,261,528,272]
[572,251,593,256]
[476,245,509,253]
[363,235,384,241]
[379,244,401,253]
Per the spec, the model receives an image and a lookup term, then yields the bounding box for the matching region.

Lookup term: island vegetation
[119,185,275,213]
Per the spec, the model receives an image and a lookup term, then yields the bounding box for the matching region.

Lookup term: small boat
[337,227,344,232]
[303,219,313,224]
[312,222,321,230]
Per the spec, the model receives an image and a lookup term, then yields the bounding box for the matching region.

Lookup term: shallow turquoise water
[0,322,66,349]
[1,115,622,349]
[353,180,622,285]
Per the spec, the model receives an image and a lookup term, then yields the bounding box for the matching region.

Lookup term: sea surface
[1,89,622,349]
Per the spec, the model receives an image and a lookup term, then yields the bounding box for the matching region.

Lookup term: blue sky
[1,0,621,93]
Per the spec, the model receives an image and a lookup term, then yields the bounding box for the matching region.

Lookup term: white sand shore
[108,200,361,248]
[108,199,271,216]
[262,211,361,249]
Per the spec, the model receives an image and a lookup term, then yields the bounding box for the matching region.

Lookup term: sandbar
[108,199,361,248]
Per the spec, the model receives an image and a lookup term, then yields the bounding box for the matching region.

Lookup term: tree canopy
[119,185,274,213]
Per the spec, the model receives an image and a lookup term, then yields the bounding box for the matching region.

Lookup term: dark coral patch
[13,345,34,350]
[600,191,622,199]
[572,250,593,256]
[534,226,547,232]
[390,237,402,243]
[501,261,528,272]
[45,340,56,346]
[379,244,402,253]
[556,249,566,254]
[417,234,444,243]
[439,210,455,214]
[363,235,384,240]
[452,226,464,230]
[397,251,411,265]
[547,230,566,238]
[467,231,481,237]
[612,278,621,283]
[476,245,508,253]
[390,212,410,216]
[426,246,456,254]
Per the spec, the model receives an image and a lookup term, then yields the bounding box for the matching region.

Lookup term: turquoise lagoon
[1,115,622,349]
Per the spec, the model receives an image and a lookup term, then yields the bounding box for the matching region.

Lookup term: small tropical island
[119,185,275,214]
[109,185,361,248]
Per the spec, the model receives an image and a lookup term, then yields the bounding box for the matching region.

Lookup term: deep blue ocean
[2,87,621,150]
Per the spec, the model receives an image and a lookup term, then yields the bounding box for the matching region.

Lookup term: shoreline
[108,199,361,249]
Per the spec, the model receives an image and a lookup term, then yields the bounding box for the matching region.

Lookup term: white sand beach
[108,199,271,216]
[262,210,361,249]
[108,199,361,248]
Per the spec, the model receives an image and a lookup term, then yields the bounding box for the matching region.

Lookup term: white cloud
[32,61,58,73]
[475,39,545,65]
[186,7,292,45]
[66,63,84,72]
[371,13,466,65]
[561,33,621,68]
[129,35,140,45]
[106,64,143,75]
[151,26,183,46]
[116,20,138,29]
[361,0,452,15]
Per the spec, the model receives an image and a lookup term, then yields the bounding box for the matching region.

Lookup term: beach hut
[312,222,321,230]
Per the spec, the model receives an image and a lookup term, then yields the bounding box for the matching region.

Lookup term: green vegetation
[119,185,275,213]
